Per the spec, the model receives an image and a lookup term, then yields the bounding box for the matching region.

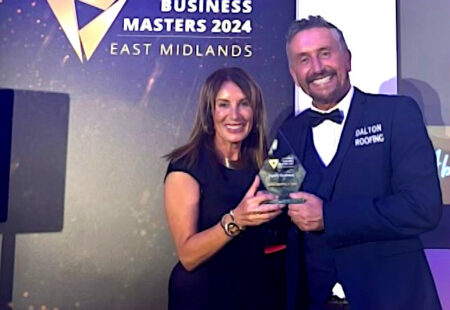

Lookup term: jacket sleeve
[324,97,442,248]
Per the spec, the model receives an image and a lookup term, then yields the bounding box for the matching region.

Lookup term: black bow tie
[308,109,344,127]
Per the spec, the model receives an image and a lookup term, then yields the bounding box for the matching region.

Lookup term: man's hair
[286,15,349,59]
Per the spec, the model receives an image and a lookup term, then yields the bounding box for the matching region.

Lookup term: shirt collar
[310,86,354,123]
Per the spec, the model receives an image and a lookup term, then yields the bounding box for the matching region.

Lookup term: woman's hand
[232,176,284,228]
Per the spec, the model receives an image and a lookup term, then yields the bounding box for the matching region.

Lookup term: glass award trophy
[259,137,306,204]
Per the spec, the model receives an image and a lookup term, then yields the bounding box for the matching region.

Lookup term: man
[274,16,442,310]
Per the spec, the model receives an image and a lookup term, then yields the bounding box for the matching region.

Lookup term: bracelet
[220,214,235,237]
[229,209,236,220]
[220,210,244,238]
[229,209,245,231]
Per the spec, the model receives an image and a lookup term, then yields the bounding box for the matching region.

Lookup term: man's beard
[306,69,348,106]
[310,87,342,106]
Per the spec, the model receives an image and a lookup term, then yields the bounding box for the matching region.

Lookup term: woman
[164,67,283,310]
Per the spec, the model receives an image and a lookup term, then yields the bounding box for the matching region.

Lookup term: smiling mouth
[310,74,334,86]
[225,124,245,132]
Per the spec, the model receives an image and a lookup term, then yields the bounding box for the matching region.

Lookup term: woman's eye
[216,101,228,108]
[240,100,250,107]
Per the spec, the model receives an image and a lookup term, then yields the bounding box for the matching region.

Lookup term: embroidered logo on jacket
[354,123,384,147]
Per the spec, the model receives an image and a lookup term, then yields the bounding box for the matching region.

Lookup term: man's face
[288,27,351,109]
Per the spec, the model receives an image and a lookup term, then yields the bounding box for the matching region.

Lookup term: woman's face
[213,81,254,149]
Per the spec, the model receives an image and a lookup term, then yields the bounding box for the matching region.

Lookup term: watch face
[226,222,240,235]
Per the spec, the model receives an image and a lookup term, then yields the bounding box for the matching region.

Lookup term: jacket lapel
[279,112,310,162]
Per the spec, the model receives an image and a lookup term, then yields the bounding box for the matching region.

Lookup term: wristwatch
[220,210,244,237]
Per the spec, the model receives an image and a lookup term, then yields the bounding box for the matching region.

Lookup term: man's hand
[288,192,324,231]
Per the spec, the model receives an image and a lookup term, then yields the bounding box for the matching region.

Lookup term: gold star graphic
[47,0,127,62]
[268,159,279,170]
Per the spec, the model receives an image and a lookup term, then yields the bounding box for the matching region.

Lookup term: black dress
[166,151,267,310]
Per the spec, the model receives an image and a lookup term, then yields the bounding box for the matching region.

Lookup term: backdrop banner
[0,1,294,309]
[0,0,449,309]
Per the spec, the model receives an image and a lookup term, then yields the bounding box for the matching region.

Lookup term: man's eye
[299,57,309,64]
[320,50,330,58]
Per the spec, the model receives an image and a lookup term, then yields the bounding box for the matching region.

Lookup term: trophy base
[264,198,306,205]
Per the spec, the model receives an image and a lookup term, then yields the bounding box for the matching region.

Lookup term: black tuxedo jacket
[275,88,442,310]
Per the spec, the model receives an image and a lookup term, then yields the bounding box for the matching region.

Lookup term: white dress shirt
[310,87,354,166]
[308,87,354,299]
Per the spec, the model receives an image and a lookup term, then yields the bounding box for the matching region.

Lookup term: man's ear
[289,66,299,86]
[346,49,352,72]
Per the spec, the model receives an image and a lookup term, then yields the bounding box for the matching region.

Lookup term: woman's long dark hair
[165,67,267,169]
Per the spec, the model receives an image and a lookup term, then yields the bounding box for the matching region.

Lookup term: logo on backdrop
[436,149,450,179]
[47,0,127,62]
[46,0,254,61]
